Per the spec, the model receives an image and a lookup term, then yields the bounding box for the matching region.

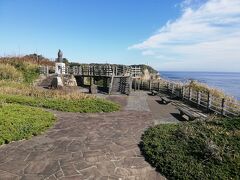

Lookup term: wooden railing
[132,79,240,117]
[66,65,132,77]
[39,65,55,75]
[39,64,144,77]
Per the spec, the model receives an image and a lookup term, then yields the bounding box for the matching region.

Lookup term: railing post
[158,82,160,92]
[221,98,226,116]
[189,87,192,101]
[46,66,49,76]
[172,84,175,95]
[140,80,143,90]
[207,92,212,112]
[134,79,136,91]
[181,86,185,100]
[149,80,152,91]
[197,91,201,106]
[115,66,118,76]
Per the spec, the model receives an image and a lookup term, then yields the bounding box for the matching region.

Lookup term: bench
[151,90,158,96]
[178,107,200,121]
[160,96,172,104]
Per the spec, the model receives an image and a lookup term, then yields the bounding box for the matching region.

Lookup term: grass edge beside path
[0,104,56,145]
[0,93,120,113]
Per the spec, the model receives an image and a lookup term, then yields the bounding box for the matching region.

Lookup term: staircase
[110,76,132,95]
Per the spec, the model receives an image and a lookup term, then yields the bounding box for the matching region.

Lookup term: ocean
[159,71,240,100]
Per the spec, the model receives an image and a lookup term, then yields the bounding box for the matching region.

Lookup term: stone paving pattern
[125,92,150,112]
[147,95,180,125]
[0,91,173,180]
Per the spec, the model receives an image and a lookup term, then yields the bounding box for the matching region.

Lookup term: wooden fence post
[149,80,152,91]
[134,79,136,91]
[197,91,201,106]
[92,66,95,76]
[189,87,192,101]
[221,98,226,116]
[181,86,185,100]
[158,82,160,92]
[46,66,49,76]
[207,92,212,112]
[172,84,175,95]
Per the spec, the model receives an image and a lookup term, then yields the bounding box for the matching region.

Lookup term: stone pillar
[55,63,66,75]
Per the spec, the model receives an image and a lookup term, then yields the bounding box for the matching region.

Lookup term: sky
[0,0,240,72]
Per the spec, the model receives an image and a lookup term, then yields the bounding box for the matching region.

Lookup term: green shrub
[0,64,23,81]
[0,104,56,145]
[0,94,120,113]
[0,61,39,83]
[141,118,240,179]
[9,61,39,83]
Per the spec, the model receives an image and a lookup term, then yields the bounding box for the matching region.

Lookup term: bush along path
[0,103,56,145]
[141,117,240,179]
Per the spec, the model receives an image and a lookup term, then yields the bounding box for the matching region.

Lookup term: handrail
[133,79,240,117]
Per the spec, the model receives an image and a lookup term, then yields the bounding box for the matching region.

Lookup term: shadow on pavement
[170,113,186,121]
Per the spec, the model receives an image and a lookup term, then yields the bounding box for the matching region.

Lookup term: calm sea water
[159,71,240,100]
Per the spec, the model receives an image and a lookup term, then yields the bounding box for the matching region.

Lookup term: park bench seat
[160,96,172,104]
[178,107,200,121]
[151,90,158,96]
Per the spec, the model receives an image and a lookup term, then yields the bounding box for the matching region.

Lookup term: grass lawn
[0,103,56,145]
[0,93,120,113]
[141,118,240,179]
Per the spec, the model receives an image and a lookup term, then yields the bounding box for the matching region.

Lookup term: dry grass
[0,57,41,83]
[0,80,91,100]
[0,64,23,81]
[187,80,226,98]
[0,55,54,66]
[186,80,240,110]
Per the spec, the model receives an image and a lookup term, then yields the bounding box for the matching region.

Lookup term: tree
[62,58,69,65]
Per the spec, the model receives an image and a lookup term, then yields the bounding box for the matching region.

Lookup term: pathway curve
[125,91,150,112]
[0,92,165,180]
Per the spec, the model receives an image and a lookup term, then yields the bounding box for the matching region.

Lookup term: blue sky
[1,0,240,72]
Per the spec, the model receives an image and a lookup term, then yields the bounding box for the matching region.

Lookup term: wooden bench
[151,90,158,96]
[178,107,200,121]
[160,96,172,104]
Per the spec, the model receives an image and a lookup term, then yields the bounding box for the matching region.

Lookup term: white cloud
[129,0,240,71]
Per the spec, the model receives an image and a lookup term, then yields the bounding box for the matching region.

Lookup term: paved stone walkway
[147,94,180,125]
[0,91,181,180]
[0,110,165,179]
[125,91,150,112]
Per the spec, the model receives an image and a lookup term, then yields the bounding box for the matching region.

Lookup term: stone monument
[51,49,65,88]
[55,49,66,74]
